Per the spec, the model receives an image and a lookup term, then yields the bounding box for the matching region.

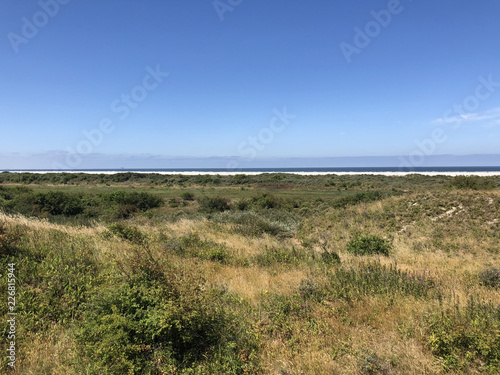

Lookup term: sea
[4,166,500,176]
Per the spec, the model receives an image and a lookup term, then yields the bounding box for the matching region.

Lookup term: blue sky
[1,0,500,169]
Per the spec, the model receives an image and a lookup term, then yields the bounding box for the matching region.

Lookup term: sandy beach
[5,170,500,176]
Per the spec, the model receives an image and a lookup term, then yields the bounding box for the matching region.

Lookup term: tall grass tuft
[327,261,439,302]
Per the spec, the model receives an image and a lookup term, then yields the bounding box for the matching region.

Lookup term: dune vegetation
[0,172,499,374]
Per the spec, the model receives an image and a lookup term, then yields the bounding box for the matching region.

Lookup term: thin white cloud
[434,107,500,127]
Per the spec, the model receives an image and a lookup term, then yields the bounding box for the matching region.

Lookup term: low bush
[449,176,495,190]
[357,351,392,375]
[347,235,391,256]
[321,250,341,265]
[181,192,195,201]
[34,191,86,216]
[478,267,500,288]
[0,229,100,334]
[199,196,231,213]
[0,223,20,257]
[426,296,500,371]
[251,193,281,209]
[1,190,87,217]
[0,187,163,221]
[77,261,257,374]
[101,191,163,211]
[108,223,145,245]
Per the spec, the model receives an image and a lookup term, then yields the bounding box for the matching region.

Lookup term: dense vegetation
[0,172,499,374]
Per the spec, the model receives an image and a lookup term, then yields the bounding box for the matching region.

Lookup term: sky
[1,0,500,169]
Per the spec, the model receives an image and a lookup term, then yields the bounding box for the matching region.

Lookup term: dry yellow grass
[206,265,308,304]
[0,212,104,237]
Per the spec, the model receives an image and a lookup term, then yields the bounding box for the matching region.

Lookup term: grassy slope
[0,173,499,374]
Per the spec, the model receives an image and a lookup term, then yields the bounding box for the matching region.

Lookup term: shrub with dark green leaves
[231,174,250,185]
[108,223,145,245]
[0,223,20,257]
[479,267,500,288]
[251,193,281,209]
[5,190,86,217]
[321,250,341,265]
[34,191,86,216]
[101,191,163,211]
[449,176,495,190]
[427,296,500,371]
[199,196,231,213]
[77,260,257,374]
[0,229,100,334]
[357,351,391,375]
[181,192,195,201]
[347,235,391,256]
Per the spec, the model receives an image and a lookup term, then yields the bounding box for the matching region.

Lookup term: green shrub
[357,351,391,375]
[0,223,20,257]
[34,191,85,216]
[181,192,195,201]
[102,191,163,211]
[3,190,86,217]
[108,223,145,245]
[321,250,341,265]
[426,296,500,371]
[77,261,257,374]
[479,267,500,288]
[236,199,250,211]
[449,176,495,190]
[347,235,391,256]
[206,247,229,262]
[0,187,163,221]
[0,230,100,334]
[251,193,281,209]
[231,174,250,185]
[199,196,231,213]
